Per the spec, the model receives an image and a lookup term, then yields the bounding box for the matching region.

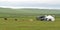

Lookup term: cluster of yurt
[36,15,55,21]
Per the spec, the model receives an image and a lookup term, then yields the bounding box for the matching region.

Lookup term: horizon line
[0,6,60,9]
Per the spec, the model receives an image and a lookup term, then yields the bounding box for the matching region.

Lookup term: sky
[0,0,60,9]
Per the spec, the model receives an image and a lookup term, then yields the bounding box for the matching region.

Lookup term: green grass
[0,8,60,30]
[0,16,59,30]
[0,8,60,18]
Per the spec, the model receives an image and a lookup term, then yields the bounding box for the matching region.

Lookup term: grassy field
[0,16,60,30]
[0,8,60,30]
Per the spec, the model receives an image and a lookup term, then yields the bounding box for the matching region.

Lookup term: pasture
[0,8,60,30]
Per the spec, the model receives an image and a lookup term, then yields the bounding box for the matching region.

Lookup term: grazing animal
[4,18,7,20]
[15,19,18,21]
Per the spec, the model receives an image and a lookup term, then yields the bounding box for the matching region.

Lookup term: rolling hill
[0,8,60,17]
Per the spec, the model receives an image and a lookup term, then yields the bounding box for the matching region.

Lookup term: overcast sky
[0,0,60,9]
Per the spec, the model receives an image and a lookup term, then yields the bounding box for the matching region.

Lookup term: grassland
[0,8,60,30]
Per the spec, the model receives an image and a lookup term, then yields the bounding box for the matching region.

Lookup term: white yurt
[45,15,55,21]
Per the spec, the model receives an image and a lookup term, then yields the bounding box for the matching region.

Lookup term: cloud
[0,0,60,6]
[0,0,60,9]
[0,0,60,3]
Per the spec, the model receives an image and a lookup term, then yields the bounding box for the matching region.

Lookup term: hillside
[0,8,60,17]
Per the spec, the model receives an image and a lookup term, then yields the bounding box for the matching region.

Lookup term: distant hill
[0,8,60,17]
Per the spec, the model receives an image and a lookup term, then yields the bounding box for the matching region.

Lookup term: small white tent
[45,15,55,21]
